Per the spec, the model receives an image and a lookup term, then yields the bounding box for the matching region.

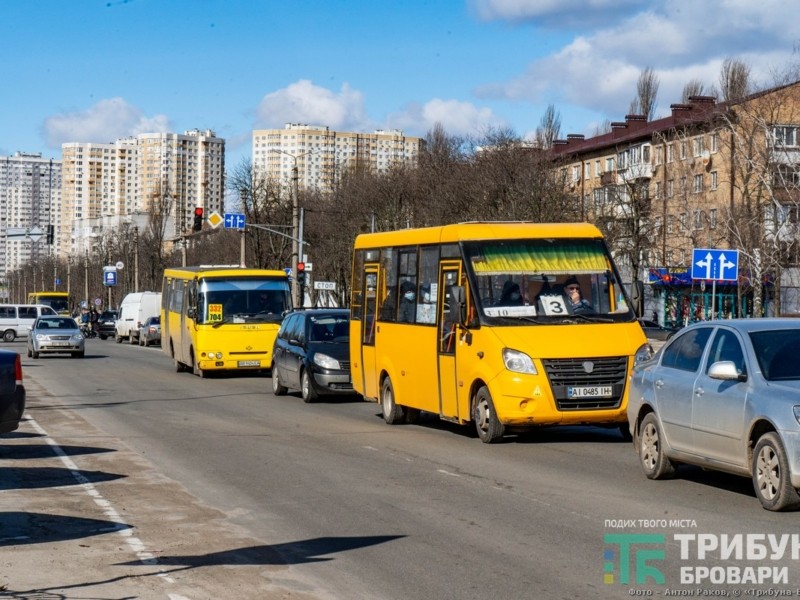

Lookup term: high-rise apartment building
[0,152,61,280]
[61,129,225,254]
[252,124,424,192]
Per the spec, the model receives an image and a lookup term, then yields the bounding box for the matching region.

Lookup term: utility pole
[134,226,139,292]
[84,248,89,308]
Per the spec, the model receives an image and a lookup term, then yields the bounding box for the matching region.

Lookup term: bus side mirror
[629,280,644,317]
[449,285,466,326]
[187,306,196,319]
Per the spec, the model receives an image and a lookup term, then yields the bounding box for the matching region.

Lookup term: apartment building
[252,124,424,193]
[552,81,800,321]
[61,129,225,254]
[0,152,62,282]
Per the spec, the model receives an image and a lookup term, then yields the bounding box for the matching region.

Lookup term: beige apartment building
[252,123,424,193]
[61,129,225,255]
[552,81,800,322]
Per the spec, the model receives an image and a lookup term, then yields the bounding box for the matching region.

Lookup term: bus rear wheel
[473,386,505,444]
[381,377,406,424]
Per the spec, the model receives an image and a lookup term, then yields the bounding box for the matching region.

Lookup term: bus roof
[163,266,288,279]
[353,222,603,249]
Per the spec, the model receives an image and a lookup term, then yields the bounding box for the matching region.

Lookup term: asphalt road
[1,336,797,599]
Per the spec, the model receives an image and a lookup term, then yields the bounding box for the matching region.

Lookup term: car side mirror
[708,360,746,382]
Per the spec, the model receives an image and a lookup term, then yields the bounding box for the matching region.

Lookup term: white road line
[25,413,177,585]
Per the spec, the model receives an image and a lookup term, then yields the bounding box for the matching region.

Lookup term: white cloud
[42,98,170,147]
[475,0,800,124]
[256,80,371,131]
[470,0,648,26]
[387,99,506,137]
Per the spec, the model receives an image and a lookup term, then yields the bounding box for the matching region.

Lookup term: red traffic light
[194,207,204,217]
[296,262,305,272]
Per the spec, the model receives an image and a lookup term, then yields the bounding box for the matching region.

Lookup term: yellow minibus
[27,291,70,315]
[350,222,649,443]
[161,266,291,377]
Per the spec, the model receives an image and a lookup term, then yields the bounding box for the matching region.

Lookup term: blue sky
[2,0,799,169]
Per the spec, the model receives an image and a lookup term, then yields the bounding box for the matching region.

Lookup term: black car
[637,319,679,341]
[0,350,25,433]
[97,310,118,340]
[271,309,352,402]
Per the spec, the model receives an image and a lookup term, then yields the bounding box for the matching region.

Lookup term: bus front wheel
[473,386,505,444]
[381,377,406,424]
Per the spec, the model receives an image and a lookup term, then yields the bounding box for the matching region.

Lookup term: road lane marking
[26,414,177,585]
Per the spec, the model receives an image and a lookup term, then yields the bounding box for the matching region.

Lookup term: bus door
[360,266,380,400]
[437,262,462,420]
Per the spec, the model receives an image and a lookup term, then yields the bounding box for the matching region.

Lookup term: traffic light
[47,224,54,245]
[192,207,204,232]
[296,262,306,287]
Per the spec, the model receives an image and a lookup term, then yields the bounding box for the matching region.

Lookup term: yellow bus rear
[161,266,291,377]
[350,222,650,443]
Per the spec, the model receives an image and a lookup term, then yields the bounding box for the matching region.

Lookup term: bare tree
[535,105,561,149]
[719,57,752,102]
[682,79,706,103]
[633,67,660,120]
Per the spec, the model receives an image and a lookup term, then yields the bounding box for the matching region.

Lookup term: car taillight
[14,353,22,384]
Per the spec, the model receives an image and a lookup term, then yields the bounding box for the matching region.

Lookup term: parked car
[138,316,161,347]
[27,316,85,359]
[271,308,353,402]
[627,318,800,511]
[97,309,118,340]
[0,350,25,433]
[637,319,679,341]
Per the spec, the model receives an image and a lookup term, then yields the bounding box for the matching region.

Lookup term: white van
[0,304,59,342]
[115,292,161,344]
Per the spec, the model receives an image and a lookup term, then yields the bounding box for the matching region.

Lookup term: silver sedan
[627,318,800,511]
[27,316,85,359]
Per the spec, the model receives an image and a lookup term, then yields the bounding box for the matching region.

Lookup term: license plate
[238,360,260,367]
[52,342,71,347]
[568,385,612,398]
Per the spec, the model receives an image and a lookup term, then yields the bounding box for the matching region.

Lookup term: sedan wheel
[752,433,800,511]
[638,413,676,479]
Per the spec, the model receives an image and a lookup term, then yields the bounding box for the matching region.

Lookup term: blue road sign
[224,213,246,229]
[691,248,739,282]
[103,270,117,286]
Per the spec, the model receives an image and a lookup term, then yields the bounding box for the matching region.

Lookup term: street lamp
[269,148,315,306]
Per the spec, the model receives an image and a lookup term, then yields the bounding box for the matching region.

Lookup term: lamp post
[269,148,314,306]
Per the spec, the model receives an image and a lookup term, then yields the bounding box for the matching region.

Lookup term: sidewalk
[0,378,321,600]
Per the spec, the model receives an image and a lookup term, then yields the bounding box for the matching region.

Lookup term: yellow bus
[350,222,650,443]
[27,291,71,315]
[161,266,291,377]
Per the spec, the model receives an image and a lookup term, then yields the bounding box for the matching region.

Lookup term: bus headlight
[503,348,537,375]
[313,352,340,370]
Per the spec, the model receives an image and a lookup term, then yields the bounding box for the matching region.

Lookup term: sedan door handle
[695,387,704,396]
[655,379,664,388]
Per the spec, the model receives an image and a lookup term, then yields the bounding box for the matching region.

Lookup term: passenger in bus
[496,281,523,306]
[563,276,593,314]
[399,280,416,323]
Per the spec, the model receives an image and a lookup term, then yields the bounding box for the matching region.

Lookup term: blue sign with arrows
[691,248,739,282]
[224,213,246,229]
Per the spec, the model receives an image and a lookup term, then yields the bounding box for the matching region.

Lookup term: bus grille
[542,356,628,411]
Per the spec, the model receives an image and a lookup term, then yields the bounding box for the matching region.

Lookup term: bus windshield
[463,238,635,323]
[31,294,70,314]
[196,277,291,325]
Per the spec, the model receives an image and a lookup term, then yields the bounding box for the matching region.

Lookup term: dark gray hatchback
[271,309,353,402]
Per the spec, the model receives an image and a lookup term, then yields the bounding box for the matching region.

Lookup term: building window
[679,213,687,231]
[710,171,718,190]
[584,162,591,179]
[693,174,704,193]
[667,216,674,234]
[605,157,615,172]
[771,125,799,148]
[654,146,663,165]
[680,142,687,160]
[693,210,704,229]
[692,137,705,157]
[709,208,717,229]
[667,179,674,198]
[710,132,719,153]
[667,144,674,163]
[595,160,601,176]
[655,181,662,199]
